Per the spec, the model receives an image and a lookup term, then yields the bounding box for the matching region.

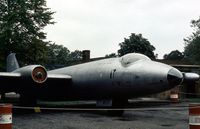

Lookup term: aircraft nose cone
[167,68,183,86]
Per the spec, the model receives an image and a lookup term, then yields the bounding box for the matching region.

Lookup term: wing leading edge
[0,71,72,93]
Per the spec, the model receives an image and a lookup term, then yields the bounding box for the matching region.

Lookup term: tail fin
[6,53,19,72]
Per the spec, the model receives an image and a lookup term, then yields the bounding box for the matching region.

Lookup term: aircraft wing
[0,69,72,93]
[0,53,70,100]
[0,72,21,78]
[0,72,22,92]
[47,74,71,80]
[0,72,71,81]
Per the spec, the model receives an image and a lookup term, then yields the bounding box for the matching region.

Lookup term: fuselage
[44,53,182,100]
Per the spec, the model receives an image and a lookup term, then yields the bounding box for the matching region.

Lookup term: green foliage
[163,50,184,60]
[0,0,85,70]
[46,44,83,69]
[118,33,156,59]
[0,0,54,70]
[184,17,200,64]
[184,37,200,64]
[105,53,117,58]
[25,39,48,65]
[69,50,83,62]
[47,43,70,66]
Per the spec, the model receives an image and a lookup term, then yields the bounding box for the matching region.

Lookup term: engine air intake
[32,66,47,83]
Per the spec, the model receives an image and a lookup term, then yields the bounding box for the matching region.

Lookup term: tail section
[6,53,19,72]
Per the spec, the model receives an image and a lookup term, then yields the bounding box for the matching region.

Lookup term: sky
[45,0,200,59]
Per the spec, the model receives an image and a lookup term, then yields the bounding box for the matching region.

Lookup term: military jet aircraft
[0,53,199,111]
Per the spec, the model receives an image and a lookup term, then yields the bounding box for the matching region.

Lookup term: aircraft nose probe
[167,68,183,86]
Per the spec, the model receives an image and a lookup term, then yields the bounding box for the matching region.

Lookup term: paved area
[12,102,189,129]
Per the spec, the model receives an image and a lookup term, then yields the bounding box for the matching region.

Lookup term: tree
[69,50,83,62]
[47,43,70,66]
[118,33,156,59]
[0,0,54,70]
[25,39,48,65]
[46,44,83,69]
[184,17,200,64]
[105,53,117,58]
[163,50,184,60]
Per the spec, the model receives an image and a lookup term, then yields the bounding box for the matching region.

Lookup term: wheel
[107,110,124,116]
[0,93,6,100]
[107,99,128,116]
[19,94,37,106]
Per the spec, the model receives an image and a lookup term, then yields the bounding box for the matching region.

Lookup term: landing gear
[0,93,5,100]
[108,99,128,116]
[107,109,124,116]
[19,94,37,106]
[96,99,128,116]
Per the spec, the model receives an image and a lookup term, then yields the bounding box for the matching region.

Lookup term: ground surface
[12,101,189,129]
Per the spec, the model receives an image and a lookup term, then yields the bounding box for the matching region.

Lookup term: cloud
[45,0,200,58]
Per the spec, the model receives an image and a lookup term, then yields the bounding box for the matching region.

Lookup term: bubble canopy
[120,53,151,66]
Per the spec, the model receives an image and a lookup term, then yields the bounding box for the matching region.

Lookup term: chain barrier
[179,92,200,96]
[11,104,195,111]
[2,91,200,112]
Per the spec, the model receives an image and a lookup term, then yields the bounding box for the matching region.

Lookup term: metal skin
[43,53,183,100]
[183,72,200,82]
[0,53,191,102]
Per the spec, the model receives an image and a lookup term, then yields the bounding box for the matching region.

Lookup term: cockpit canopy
[120,53,151,66]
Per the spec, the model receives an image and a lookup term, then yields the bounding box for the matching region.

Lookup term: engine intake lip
[32,66,47,83]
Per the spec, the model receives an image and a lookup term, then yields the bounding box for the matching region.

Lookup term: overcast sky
[45,0,200,59]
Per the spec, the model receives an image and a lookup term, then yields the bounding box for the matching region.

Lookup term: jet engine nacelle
[13,65,47,83]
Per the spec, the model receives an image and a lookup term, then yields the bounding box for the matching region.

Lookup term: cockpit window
[120,53,151,66]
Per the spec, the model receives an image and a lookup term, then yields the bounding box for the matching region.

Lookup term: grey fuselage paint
[43,55,175,100]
